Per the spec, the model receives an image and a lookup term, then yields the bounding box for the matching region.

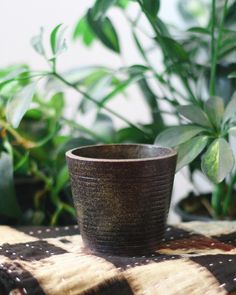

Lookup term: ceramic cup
[66,144,177,255]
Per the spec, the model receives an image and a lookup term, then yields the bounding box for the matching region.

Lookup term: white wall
[0,0,194,223]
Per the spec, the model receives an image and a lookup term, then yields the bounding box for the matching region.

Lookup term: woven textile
[0,222,236,295]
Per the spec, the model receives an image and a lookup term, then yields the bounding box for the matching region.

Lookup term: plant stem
[0,119,37,149]
[210,0,228,96]
[209,0,216,96]
[223,172,236,216]
[52,72,152,140]
[211,180,225,217]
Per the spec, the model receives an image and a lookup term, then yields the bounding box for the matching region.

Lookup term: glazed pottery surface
[66,144,177,255]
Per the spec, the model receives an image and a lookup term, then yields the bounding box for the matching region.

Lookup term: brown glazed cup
[66,144,177,256]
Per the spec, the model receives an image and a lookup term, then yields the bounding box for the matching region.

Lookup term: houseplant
[2,0,236,224]
[0,21,158,225]
[0,65,100,225]
[72,0,236,220]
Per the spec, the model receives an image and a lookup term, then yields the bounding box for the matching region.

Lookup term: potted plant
[2,0,236,224]
[155,95,236,219]
[0,65,99,226]
[71,0,236,220]
[0,21,159,226]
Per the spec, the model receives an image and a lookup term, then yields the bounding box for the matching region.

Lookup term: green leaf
[204,97,224,128]
[116,0,130,8]
[140,0,160,18]
[124,65,149,77]
[31,27,45,56]
[50,24,67,56]
[156,18,170,37]
[159,36,189,62]
[115,126,150,143]
[87,10,120,53]
[92,0,117,20]
[176,136,208,171]
[0,153,21,218]
[132,31,149,63]
[138,78,165,130]
[14,152,29,174]
[100,79,131,106]
[33,122,59,148]
[48,92,65,116]
[73,17,95,46]
[201,138,235,183]
[6,82,36,128]
[55,165,69,194]
[155,125,205,147]
[178,105,212,127]
[188,27,210,35]
[223,94,236,124]
[0,68,28,90]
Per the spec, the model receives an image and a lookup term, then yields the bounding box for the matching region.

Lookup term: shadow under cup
[66,144,177,256]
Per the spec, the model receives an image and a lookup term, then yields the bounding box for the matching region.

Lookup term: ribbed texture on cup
[67,150,176,256]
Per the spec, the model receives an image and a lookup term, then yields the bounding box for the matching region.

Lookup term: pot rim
[66,143,177,163]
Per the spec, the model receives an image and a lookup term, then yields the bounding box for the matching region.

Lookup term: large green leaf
[73,17,95,46]
[223,94,236,124]
[178,105,212,127]
[6,82,36,128]
[0,153,21,218]
[140,0,160,18]
[204,97,224,128]
[176,136,208,171]
[87,10,120,53]
[155,125,205,147]
[92,0,117,20]
[201,138,235,183]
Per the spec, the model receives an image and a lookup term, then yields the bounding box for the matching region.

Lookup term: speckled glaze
[66,144,177,256]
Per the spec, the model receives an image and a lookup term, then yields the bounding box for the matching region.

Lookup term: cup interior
[69,144,176,161]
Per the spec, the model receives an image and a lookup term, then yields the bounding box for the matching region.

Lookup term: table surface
[0,221,236,295]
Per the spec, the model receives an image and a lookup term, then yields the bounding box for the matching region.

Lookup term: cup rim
[66,144,177,163]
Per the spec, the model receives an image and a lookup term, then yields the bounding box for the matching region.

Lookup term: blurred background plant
[1,0,236,225]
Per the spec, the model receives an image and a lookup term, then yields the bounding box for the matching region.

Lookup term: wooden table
[0,221,236,295]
